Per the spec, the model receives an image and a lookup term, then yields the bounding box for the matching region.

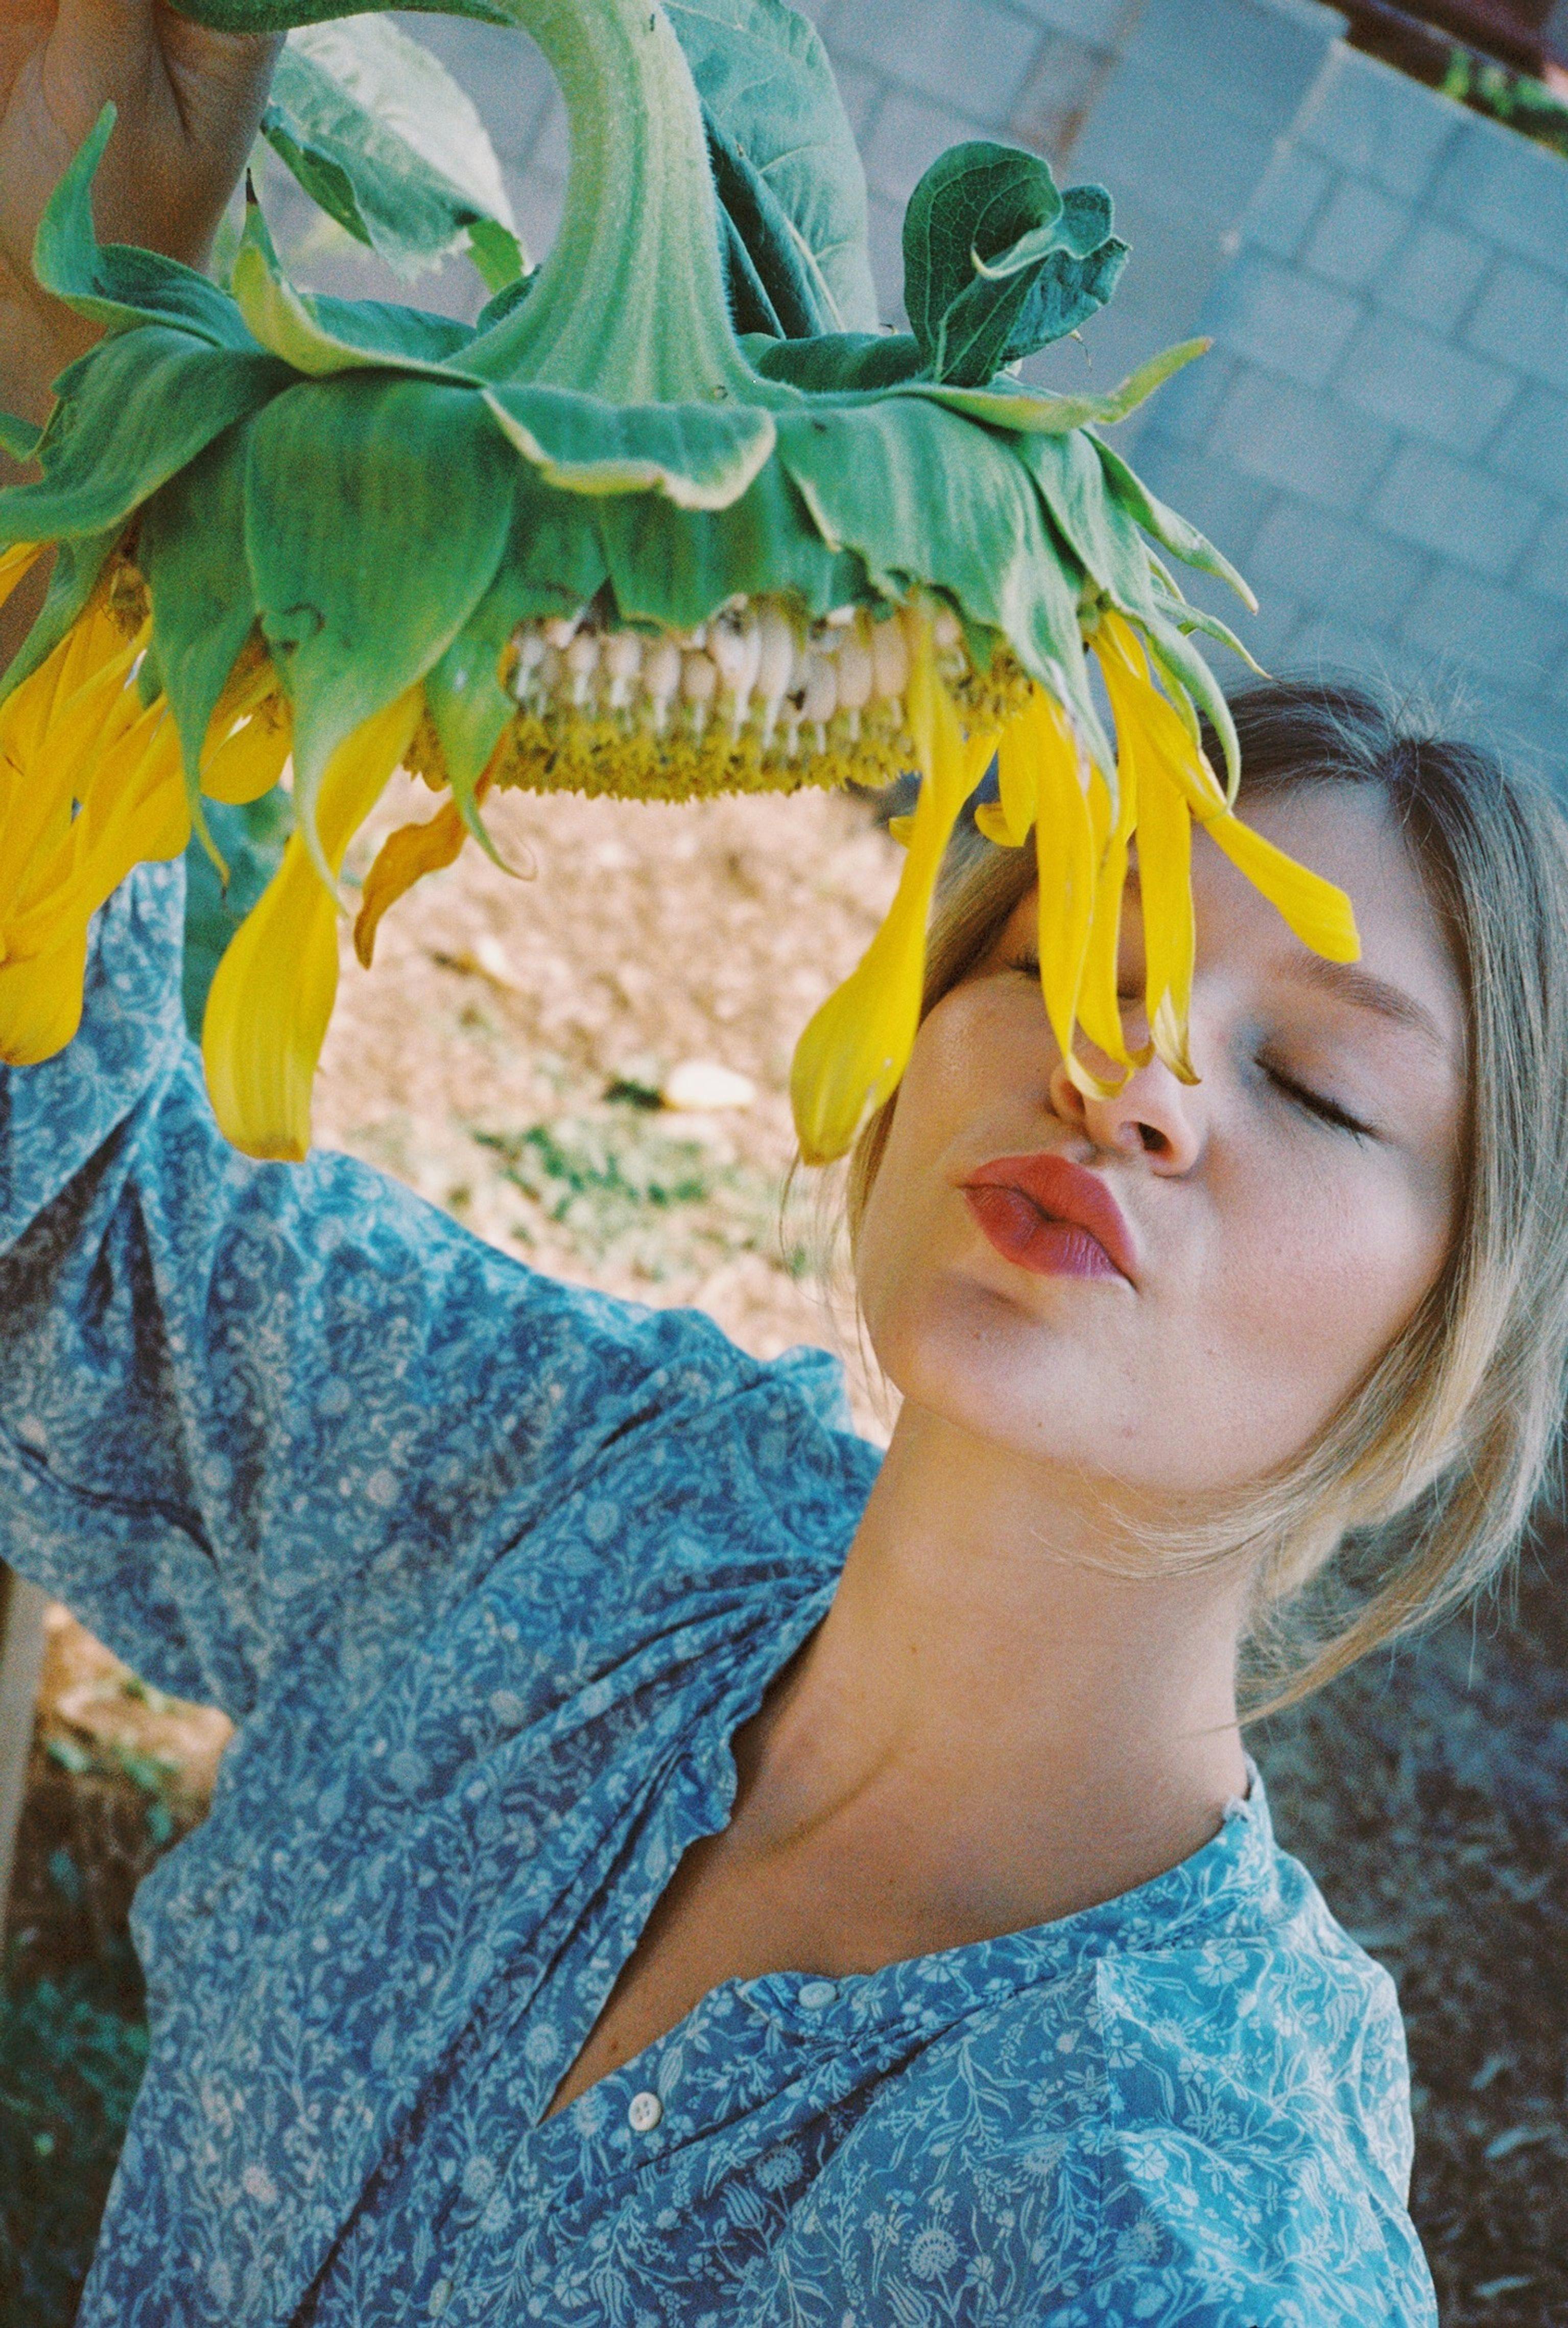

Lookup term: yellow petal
[792,617,995,1163]
[202,687,421,1160]
[1076,753,1137,1076]
[201,831,337,1162]
[200,700,293,805]
[1,658,154,928]
[988,714,1039,848]
[0,603,141,784]
[1026,693,1113,1100]
[1202,812,1360,963]
[1097,610,1359,972]
[1135,756,1198,1084]
[353,795,468,968]
[7,705,189,959]
[0,920,89,1065]
[0,541,43,616]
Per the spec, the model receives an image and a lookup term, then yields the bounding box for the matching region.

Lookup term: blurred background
[1,4,1565,2324]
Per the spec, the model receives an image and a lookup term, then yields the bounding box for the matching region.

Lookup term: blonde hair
[844,680,1568,1711]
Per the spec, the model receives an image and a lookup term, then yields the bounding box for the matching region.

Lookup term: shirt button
[627,2089,663,2133]
[797,1979,838,2010]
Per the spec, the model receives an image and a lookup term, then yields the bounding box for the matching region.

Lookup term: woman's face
[854,783,1466,1495]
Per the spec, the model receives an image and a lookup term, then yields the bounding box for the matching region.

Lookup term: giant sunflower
[0,0,1356,1164]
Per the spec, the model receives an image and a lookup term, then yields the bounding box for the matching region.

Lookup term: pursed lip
[961,1152,1139,1285]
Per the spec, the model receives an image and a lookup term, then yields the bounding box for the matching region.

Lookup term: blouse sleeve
[0,861,739,1722]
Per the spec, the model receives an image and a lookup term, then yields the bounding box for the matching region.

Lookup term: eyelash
[1010,956,1374,1139]
[1264,1064,1374,1141]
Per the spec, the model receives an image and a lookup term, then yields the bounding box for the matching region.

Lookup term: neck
[743,1400,1252,1940]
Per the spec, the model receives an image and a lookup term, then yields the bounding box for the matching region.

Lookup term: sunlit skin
[548,784,1465,2113]
[0,0,279,658]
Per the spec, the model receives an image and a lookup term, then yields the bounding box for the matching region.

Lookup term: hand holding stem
[1,0,279,423]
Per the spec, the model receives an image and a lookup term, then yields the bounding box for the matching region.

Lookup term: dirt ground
[5,780,1565,2325]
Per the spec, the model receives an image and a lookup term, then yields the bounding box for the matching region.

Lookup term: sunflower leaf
[1015,429,1156,621]
[260,19,521,284]
[231,194,479,377]
[666,0,878,336]
[0,327,290,549]
[911,338,1208,433]
[482,383,775,510]
[902,142,1127,387]
[744,330,924,393]
[1151,587,1268,677]
[1092,432,1255,607]
[244,372,515,878]
[32,103,261,347]
[139,424,260,789]
[774,397,1110,765]
[596,458,856,635]
[465,217,527,297]
[0,411,41,462]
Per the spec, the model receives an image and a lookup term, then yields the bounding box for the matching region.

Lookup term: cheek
[1201,1144,1453,1455]
[853,987,1036,1332]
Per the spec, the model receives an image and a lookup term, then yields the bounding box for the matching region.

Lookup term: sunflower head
[0,0,1355,1164]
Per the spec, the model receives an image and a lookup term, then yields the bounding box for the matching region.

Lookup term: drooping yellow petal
[978,712,1039,849]
[202,687,421,1161]
[69,714,191,923]
[200,700,294,806]
[353,795,470,968]
[791,616,996,1163]
[0,602,140,786]
[6,703,189,961]
[1097,610,1359,972]
[0,541,43,616]
[1026,693,1112,1099]
[0,639,148,928]
[1095,620,1198,1081]
[1202,813,1359,962]
[1134,755,1197,1083]
[1075,753,1137,1077]
[0,921,89,1065]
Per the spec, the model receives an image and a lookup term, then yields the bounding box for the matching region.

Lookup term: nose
[1047,1049,1203,1173]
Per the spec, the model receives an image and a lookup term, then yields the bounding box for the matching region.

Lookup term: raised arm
[0,862,736,1723]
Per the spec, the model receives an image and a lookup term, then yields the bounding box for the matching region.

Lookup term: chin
[867,1264,1114,1462]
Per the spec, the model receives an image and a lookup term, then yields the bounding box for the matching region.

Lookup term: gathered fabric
[0,864,1435,2327]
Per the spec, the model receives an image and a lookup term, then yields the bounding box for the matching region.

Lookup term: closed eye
[1265,1063,1374,1139]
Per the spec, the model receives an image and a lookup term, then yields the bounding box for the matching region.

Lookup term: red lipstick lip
[962,1153,1139,1285]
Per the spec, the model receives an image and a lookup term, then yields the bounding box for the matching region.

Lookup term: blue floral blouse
[0,865,1437,2326]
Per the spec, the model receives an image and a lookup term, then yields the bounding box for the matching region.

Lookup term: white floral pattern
[0,867,1438,2326]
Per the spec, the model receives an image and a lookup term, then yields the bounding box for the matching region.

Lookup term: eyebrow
[1280,955,1448,1051]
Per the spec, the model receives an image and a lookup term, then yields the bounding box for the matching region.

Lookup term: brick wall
[360,2,1565,776]
[1132,36,1568,773]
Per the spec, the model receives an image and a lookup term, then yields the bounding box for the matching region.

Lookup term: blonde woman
[5,9,1568,2325]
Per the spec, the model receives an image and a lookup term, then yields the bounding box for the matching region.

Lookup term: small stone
[661,1060,756,1112]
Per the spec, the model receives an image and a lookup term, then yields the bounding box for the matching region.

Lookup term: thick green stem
[172,0,755,403]
[472,1,748,398]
